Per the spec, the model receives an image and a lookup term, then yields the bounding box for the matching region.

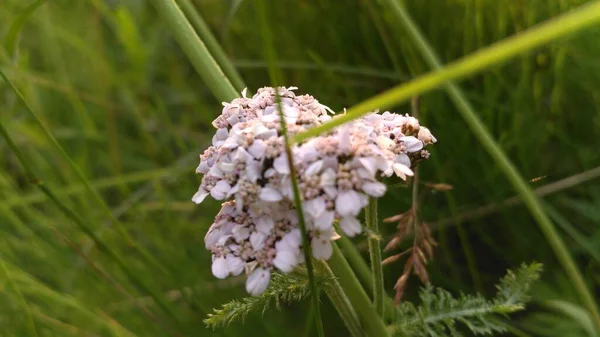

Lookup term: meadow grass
[1,0,600,336]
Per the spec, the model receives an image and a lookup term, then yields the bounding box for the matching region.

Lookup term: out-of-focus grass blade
[0,258,39,337]
[0,70,168,275]
[4,0,47,58]
[294,0,600,142]
[544,300,597,337]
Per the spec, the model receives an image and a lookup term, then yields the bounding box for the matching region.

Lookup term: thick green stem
[320,262,365,337]
[328,244,391,337]
[366,198,384,318]
[293,0,600,143]
[384,0,600,332]
[176,0,246,91]
[148,0,238,102]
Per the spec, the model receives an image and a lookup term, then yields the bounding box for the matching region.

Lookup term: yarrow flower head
[193,86,436,296]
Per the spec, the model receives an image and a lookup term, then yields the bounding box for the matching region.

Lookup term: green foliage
[204,273,332,329]
[392,263,542,337]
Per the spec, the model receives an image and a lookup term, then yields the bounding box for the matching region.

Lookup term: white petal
[226,114,240,126]
[273,250,297,273]
[324,186,338,199]
[245,163,261,183]
[393,163,414,180]
[340,217,362,237]
[396,153,411,167]
[304,197,326,218]
[314,211,335,230]
[320,168,337,187]
[250,232,267,250]
[311,236,333,260]
[400,136,424,152]
[204,228,223,249]
[305,160,323,176]
[226,255,245,276]
[335,190,363,217]
[196,160,210,174]
[232,225,251,241]
[210,180,231,200]
[211,256,229,279]
[255,216,275,234]
[248,140,267,159]
[339,125,351,153]
[362,181,387,197]
[191,189,209,204]
[208,165,224,178]
[218,161,235,173]
[359,157,378,176]
[259,187,283,202]
[246,268,271,296]
[376,135,395,150]
[273,155,290,174]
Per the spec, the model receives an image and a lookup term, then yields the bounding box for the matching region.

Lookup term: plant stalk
[384,0,600,331]
[366,197,384,318]
[328,244,391,337]
[148,0,239,102]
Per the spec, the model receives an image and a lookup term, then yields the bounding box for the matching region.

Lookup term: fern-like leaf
[392,263,542,337]
[204,273,332,329]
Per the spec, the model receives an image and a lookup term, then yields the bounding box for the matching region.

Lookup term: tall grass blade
[148,0,239,102]
[0,70,168,275]
[177,0,246,91]
[0,118,183,331]
[293,0,600,143]
[4,0,47,58]
[0,258,39,337]
[380,0,600,331]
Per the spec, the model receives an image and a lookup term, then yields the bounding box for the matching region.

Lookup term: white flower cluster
[193,87,436,296]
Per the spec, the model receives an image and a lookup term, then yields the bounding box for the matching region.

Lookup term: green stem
[384,0,600,332]
[176,0,246,91]
[320,262,365,337]
[148,0,238,102]
[293,0,600,143]
[328,244,391,337]
[366,197,384,318]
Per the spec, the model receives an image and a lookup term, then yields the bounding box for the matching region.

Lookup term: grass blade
[0,118,183,331]
[148,0,239,102]
[0,258,39,337]
[293,0,600,143]
[380,0,600,331]
[177,0,246,91]
[365,197,384,317]
[0,70,168,275]
[4,0,47,58]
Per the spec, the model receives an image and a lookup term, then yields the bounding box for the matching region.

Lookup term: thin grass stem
[253,0,324,335]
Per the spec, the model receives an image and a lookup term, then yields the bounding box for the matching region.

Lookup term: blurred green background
[1,0,600,336]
